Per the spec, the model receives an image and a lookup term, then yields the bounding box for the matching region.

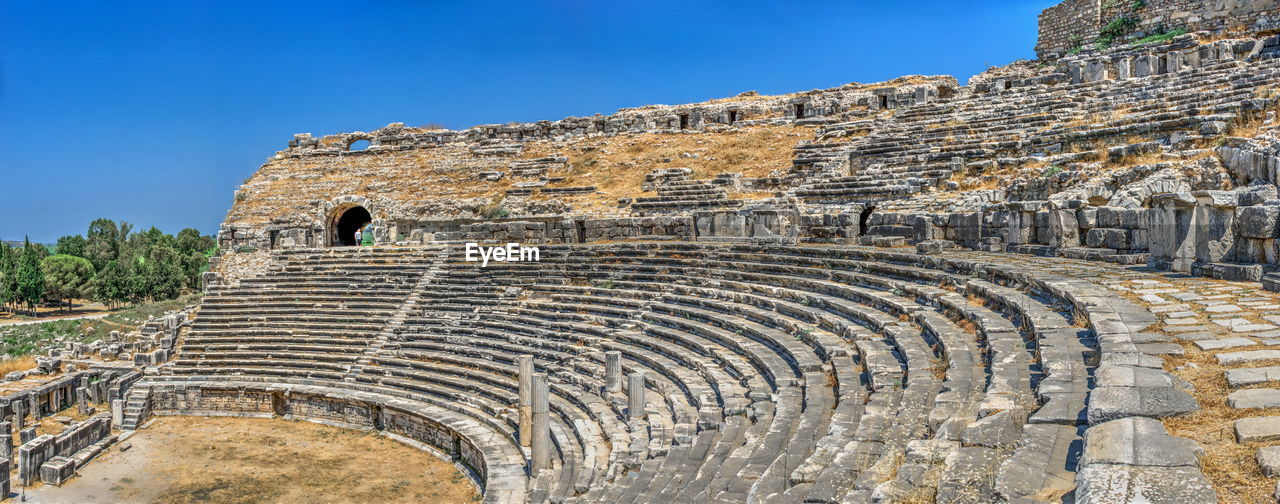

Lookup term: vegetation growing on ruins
[1131,26,1187,46]
[0,293,199,357]
[526,125,811,211]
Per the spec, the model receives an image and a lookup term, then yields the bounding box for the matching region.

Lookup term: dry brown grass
[64,416,480,504]
[0,355,36,375]
[728,191,778,200]
[1227,106,1280,140]
[894,487,938,504]
[1162,339,1276,504]
[1094,279,1280,502]
[521,125,811,212]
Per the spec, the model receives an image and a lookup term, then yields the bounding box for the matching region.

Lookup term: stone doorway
[859,205,876,236]
[333,206,372,246]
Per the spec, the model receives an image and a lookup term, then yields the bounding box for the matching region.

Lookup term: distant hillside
[0,240,54,250]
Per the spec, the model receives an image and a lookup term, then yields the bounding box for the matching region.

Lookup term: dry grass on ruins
[33,416,478,504]
[1109,278,1280,504]
[228,125,809,224]
[521,125,811,210]
[0,355,36,376]
[1162,341,1274,504]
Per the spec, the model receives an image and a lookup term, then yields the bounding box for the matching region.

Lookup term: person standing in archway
[353,227,362,246]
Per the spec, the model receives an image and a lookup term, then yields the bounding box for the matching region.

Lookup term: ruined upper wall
[1036,0,1280,58]
[276,76,958,159]
[1037,0,1101,58]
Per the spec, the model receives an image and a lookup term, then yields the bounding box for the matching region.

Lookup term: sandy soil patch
[24,416,478,504]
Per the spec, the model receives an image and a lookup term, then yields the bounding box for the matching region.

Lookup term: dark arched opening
[334,206,372,246]
[859,205,876,236]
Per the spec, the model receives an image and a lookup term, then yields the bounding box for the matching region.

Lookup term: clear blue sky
[0,0,1055,243]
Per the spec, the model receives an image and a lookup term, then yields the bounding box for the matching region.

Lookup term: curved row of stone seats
[793,54,1280,203]
[383,247,862,502]
[440,243,1070,498]
[414,262,803,501]
[175,247,439,374]
[780,245,1214,502]
[394,267,714,502]
[533,242,1199,502]
[630,177,744,214]
[564,244,1041,502]
[462,264,850,502]
[164,242,1214,502]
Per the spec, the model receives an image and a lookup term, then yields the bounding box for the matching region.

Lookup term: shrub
[1095,16,1139,48]
[478,197,510,219]
[1132,26,1185,46]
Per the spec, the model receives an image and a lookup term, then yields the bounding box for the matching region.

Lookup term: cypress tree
[16,237,46,315]
[0,243,13,312]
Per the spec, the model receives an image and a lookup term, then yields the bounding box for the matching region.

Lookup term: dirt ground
[23,416,479,504]
[0,299,110,325]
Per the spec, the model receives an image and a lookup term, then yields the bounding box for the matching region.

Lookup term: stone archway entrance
[859,205,876,236]
[332,206,372,246]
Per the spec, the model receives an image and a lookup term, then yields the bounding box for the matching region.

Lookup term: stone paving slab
[1193,337,1257,351]
[1216,350,1280,365]
[1234,416,1280,443]
[1259,446,1280,478]
[1226,388,1280,409]
[1225,367,1280,387]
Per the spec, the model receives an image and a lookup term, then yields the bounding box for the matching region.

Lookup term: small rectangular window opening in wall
[678,114,689,129]
[794,104,805,119]
[728,110,738,124]
[878,95,888,109]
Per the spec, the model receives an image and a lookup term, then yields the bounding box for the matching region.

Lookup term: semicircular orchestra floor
[23,416,478,504]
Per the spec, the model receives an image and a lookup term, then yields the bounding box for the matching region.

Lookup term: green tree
[180,249,208,289]
[93,260,129,310]
[173,228,215,289]
[16,238,46,315]
[27,243,51,260]
[176,228,214,254]
[140,246,185,301]
[55,235,88,258]
[40,254,94,312]
[0,243,14,312]
[85,219,120,272]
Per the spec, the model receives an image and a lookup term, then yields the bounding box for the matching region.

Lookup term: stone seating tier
[157,243,1211,502]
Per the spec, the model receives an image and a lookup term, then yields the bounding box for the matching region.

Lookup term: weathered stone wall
[284,393,375,428]
[382,406,488,479]
[1038,0,1101,57]
[148,385,276,416]
[1037,0,1280,57]
[279,79,952,158]
[1125,0,1280,36]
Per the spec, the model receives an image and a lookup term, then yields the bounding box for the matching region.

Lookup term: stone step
[1227,389,1280,409]
[1235,416,1280,443]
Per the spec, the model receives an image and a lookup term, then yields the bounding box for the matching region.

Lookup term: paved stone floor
[957,251,1280,502]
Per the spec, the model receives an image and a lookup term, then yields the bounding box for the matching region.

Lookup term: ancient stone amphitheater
[115,1,1280,503]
